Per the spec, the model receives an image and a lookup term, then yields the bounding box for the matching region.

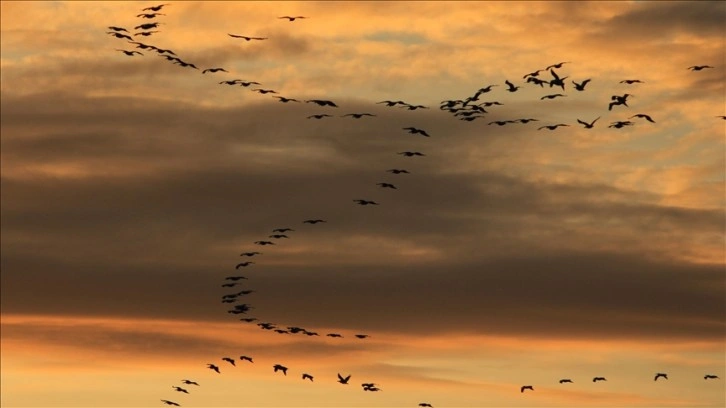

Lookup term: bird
[419,404,434,408]
[521,385,534,392]
[222,357,236,366]
[202,68,228,74]
[504,79,520,92]
[654,373,668,381]
[107,32,133,40]
[576,117,600,128]
[338,373,352,384]
[401,104,428,110]
[181,380,199,386]
[354,334,370,339]
[377,183,397,189]
[135,22,163,30]
[278,16,307,21]
[172,386,189,394]
[160,400,180,407]
[474,84,498,96]
[137,12,165,18]
[303,219,326,224]
[354,199,379,206]
[572,78,591,91]
[548,69,568,90]
[302,373,314,382]
[228,34,268,41]
[240,356,254,363]
[387,169,409,174]
[115,49,143,56]
[398,151,425,157]
[207,364,221,374]
[306,99,338,107]
[239,317,257,322]
[523,69,543,78]
[342,113,376,118]
[269,234,289,239]
[240,252,261,256]
[254,240,275,245]
[235,262,254,268]
[704,375,719,380]
[238,81,261,87]
[526,77,549,87]
[688,65,714,71]
[225,276,248,281]
[107,26,128,32]
[377,100,407,106]
[307,114,333,119]
[274,96,299,103]
[593,377,607,382]
[630,113,655,123]
[538,124,569,130]
[326,333,343,338]
[273,228,294,233]
[133,31,159,37]
[546,61,571,70]
[364,385,382,391]
[488,120,514,126]
[516,118,539,123]
[608,120,634,128]
[142,4,170,12]
[273,364,288,375]
[620,79,643,84]
[274,329,290,334]
[559,379,573,384]
[402,127,430,137]
[540,93,566,100]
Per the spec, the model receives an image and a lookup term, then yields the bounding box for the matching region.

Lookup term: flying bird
[526,77,549,87]
[235,262,254,268]
[488,120,514,126]
[540,94,566,100]
[546,61,571,70]
[654,373,668,381]
[398,151,425,157]
[269,234,289,239]
[608,120,634,129]
[401,104,428,110]
[504,79,520,92]
[303,219,326,224]
[387,169,409,174]
[273,228,294,233]
[207,364,220,374]
[160,400,180,407]
[402,127,430,137]
[137,12,165,18]
[273,364,288,375]
[107,26,128,32]
[688,65,714,71]
[572,78,591,91]
[577,117,600,128]
[559,379,573,384]
[548,69,568,90]
[419,404,434,408]
[538,124,569,130]
[135,22,163,30]
[228,34,268,41]
[225,276,248,281]
[608,93,632,110]
[172,386,189,394]
[377,183,397,189]
[629,113,655,123]
[181,380,199,386]
[240,356,254,363]
[516,118,539,123]
[202,68,229,74]
[254,240,275,245]
[704,375,719,380]
[238,81,261,87]
[338,373,352,384]
[354,199,379,206]
[107,32,133,40]
[133,31,160,37]
[307,114,333,119]
[274,96,299,103]
[523,69,543,78]
[302,373,314,382]
[620,79,643,84]
[326,333,343,338]
[239,317,258,322]
[142,4,170,12]
[593,377,607,382]
[222,357,236,366]
[377,100,407,106]
[240,252,261,256]
[521,385,534,393]
[278,16,307,21]
[306,99,338,107]
[354,334,370,339]
[342,113,376,118]
[115,49,143,56]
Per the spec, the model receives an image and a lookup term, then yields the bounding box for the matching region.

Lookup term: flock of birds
[105,4,724,407]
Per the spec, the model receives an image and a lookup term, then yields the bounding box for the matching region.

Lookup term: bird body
[274,96,299,103]
[704,374,719,380]
[303,219,326,224]
[308,114,333,119]
[306,99,337,107]
[240,252,261,256]
[688,65,714,71]
[143,4,170,12]
[302,373,314,381]
[387,169,410,174]
[240,355,254,363]
[654,373,668,381]
[620,79,643,84]
[342,113,376,118]
[559,379,573,384]
[181,379,199,386]
[593,377,607,382]
[538,124,569,130]
[222,357,236,366]
[172,386,189,393]
[273,364,288,375]
[228,34,268,41]
[235,262,254,268]
[338,373,352,384]
[540,93,566,100]
[572,78,591,91]
[160,400,180,407]
[254,240,275,245]
[521,385,534,392]
[577,117,600,128]
[630,113,655,123]
[377,182,397,189]
[354,199,379,206]
[279,16,307,21]
[115,49,143,56]
[207,364,220,373]
[203,68,228,74]
[504,79,520,92]
[398,151,425,157]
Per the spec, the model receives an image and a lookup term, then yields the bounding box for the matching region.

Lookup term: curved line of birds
[108,5,724,408]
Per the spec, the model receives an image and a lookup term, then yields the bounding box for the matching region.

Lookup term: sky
[1,1,725,407]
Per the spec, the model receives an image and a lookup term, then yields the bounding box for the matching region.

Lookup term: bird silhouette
[235,262,254,269]
[377,183,397,189]
[377,100,407,106]
[354,199,379,206]
[306,99,337,107]
[225,276,248,281]
[326,333,343,338]
[504,80,520,92]
[546,61,571,70]
[278,16,307,21]
[419,404,434,408]
[608,121,633,129]
[254,240,275,245]
[548,69,568,90]
[108,26,128,32]
[620,79,643,84]
[387,169,410,174]
[135,22,163,30]
[160,400,180,407]
[402,127,430,137]
[526,77,549,87]
[401,104,428,110]
[251,89,277,94]
[572,78,591,91]
[592,377,607,382]
[240,355,254,363]
[181,380,199,386]
[398,151,425,157]
[240,252,261,256]
[239,317,257,322]
[688,65,714,71]
[273,228,294,233]
[338,373,352,384]
[273,364,288,375]
[137,12,165,18]
[172,386,189,393]
[354,334,370,339]
[540,94,566,100]
[303,219,326,224]
[143,4,170,12]
[559,379,573,384]
[222,357,236,366]
[238,81,261,87]
[704,375,719,380]
[538,124,569,130]
[115,49,143,56]
[302,373,314,382]
[228,34,268,41]
[629,113,655,123]
[609,93,632,110]
[521,385,534,392]
[523,69,543,78]
[654,373,668,381]
[342,113,376,118]
[107,32,133,40]
[269,234,289,239]
[307,114,333,119]
[207,364,221,374]
[577,117,600,128]
[133,31,160,37]
[488,120,514,126]
[274,96,300,103]
[202,68,228,74]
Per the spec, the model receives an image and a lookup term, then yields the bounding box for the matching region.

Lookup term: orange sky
[1,1,724,407]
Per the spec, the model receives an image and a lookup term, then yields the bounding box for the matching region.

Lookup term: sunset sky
[1,1,724,407]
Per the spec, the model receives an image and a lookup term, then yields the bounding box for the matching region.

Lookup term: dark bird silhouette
[387,169,409,174]
[115,49,143,56]
[278,16,307,21]
[143,4,170,12]
[488,120,514,126]
[240,355,254,363]
[521,385,534,392]
[609,93,632,110]
[516,118,539,123]
[402,127,430,137]
[419,404,434,408]
[546,61,571,70]
[240,252,261,256]
[474,84,498,97]
[137,12,165,18]
[107,32,133,40]
[538,124,569,130]
[608,121,634,129]
[306,99,338,107]
[338,373,352,384]
[304,331,320,337]
[302,373,314,382]
[181,380,199,386]
[240,317,258,322]
[377,182,397,189]
[572,78,591,91]
[559,379,573,384]
[688,65,714,71]
[377,100,407,106]
[479,101,503,107]
[540,93,566,100]
[274,329,290,334]
[228,34,268,41]
[274,96,300,103]
[221,299,236,303]
[704,375,719,380]
[233,304,253,312]
[307,114,333,119]
[134,31,160,37]
[504,80,520,92]
[174,60,199,70]
[235,262,254,269]
[577,117,600,129]
[108,26,129,32]
[254,240,275,245]
[654,373,668,381]
[273,228,294,233]
[326,333,343,338]
[355,334,370,339]
[398,151,425,157]
[526,77,549,87]
[222,357,236,366]
[160,400,180,407]
[401,104,428,110]
[135,22,163,30]
[364,385,382,391]
[342,113,376,118]
[354,199,379,206]
[225,276,248,281]
[630,113,655,123]
[523,69,543,78]
[548,69,568,90]
[128,41,158,51]
[273,364,288,375]
[207,364,220,374]
[303,219,326,224]
[238,81,261,87]
[593,377,607,382]
[202,68,228,74]
[620,79,643,84]
[269,234,289,239]
[172,386,189,394]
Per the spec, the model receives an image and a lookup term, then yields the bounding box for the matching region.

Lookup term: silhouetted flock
[106,4,724,407]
